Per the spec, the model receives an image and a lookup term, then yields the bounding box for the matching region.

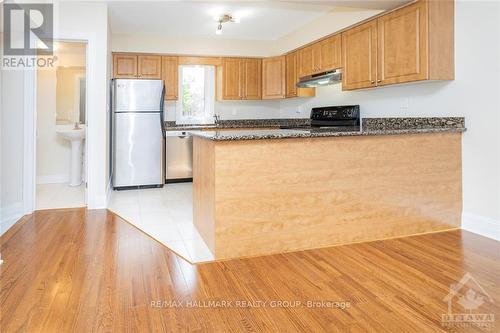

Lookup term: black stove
[280,105,360,131]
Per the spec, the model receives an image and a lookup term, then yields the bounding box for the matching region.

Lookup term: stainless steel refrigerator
[112,79,165,189]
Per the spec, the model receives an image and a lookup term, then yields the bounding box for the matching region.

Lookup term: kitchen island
[191,118,465,260]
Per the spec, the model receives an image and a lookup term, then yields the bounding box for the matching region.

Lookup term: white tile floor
[108,183,214,263]
[36,183,86,210]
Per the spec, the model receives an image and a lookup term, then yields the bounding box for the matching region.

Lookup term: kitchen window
[176,65,215,125]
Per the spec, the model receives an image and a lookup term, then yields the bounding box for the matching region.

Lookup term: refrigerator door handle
[160,85,166,137]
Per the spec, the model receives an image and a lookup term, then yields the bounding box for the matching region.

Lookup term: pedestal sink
[57,126,86,186]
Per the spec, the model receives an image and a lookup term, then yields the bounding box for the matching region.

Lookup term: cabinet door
[138,55,162,79]
[298,45,314,78]
[342,20,378,90]
[242,58,262,100]
[222,58,242,100]
[161,56,178,100]
[320,35,342,72]
[113,54,137,78]
[262,56,286,99]
[312,43,322,74]
[377,1,428,85]
[285,52,298,98]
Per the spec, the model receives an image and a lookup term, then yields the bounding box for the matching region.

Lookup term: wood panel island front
[191,119,465,261]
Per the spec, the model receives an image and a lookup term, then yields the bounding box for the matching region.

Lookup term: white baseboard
[1,202,24,236]
[105,177,113,208]
[37,174,70,184]
[88,178,113,209]
[462,213,500,241]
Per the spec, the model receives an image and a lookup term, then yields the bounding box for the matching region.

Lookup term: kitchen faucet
[214,114,221,125]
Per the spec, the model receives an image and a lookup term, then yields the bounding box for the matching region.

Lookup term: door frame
[24,33,93,214]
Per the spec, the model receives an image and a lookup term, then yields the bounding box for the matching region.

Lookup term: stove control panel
[310,105,360,127]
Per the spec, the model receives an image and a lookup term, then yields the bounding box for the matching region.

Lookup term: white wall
[164,100,283,121]
[0,69,26,235]
[111,7,380,57]
[35,49,86,184]
[1,1,110,236]
[36,69,72,183]
[0,1,26,235]
[275,7,380,54]
[54,1,110,208]
[112,33,278,58]
[280,0,500,233]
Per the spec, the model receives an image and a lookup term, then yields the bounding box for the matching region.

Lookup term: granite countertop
[164,118,310,131]
[188,117,466,141]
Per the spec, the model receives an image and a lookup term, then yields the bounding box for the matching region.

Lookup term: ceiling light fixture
[214,14,239,35]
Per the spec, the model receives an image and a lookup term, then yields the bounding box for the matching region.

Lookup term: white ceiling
[108,1,411,40]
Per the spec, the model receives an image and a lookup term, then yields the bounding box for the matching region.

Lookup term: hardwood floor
[1,208,499,332]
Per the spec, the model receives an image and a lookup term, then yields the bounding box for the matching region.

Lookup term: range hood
[297,69,342,88]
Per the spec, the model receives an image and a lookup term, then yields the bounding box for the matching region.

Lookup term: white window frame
[176,65,215,125]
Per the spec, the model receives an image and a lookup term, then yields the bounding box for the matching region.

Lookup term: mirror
[78,77,86,124]
[56,67,86,125]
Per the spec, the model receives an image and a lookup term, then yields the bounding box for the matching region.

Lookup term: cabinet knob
[377,80,382,83]
[371,81,375,84]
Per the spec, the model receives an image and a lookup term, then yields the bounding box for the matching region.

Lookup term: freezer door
[113,79,164,112]
[113,112,164,187]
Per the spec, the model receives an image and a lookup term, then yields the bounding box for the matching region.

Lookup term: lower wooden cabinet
[161,56,178,100]
[262,56,286,99]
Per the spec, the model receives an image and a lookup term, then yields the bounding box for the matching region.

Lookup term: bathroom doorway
[35,41,88,210]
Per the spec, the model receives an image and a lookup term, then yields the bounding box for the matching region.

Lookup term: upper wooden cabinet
[298,34,342,78]
[298,46,314,78]
[311,43,322,74]
[113,54,137,78]
[285,51,315,98]
[113,54,162,79]
[286,52,298,97]
[218,57,262,100]
[342,20,378,90]
[377,0,428,85]
[220,58,241,100]
[137,55,162,79]
[342,0,454,90]
[161,56,178,100]
[262,56,286,99]
[319,35,342,73]
[242,58,262,100]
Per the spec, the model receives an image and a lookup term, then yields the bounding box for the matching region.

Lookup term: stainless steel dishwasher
[165,131,197,183]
